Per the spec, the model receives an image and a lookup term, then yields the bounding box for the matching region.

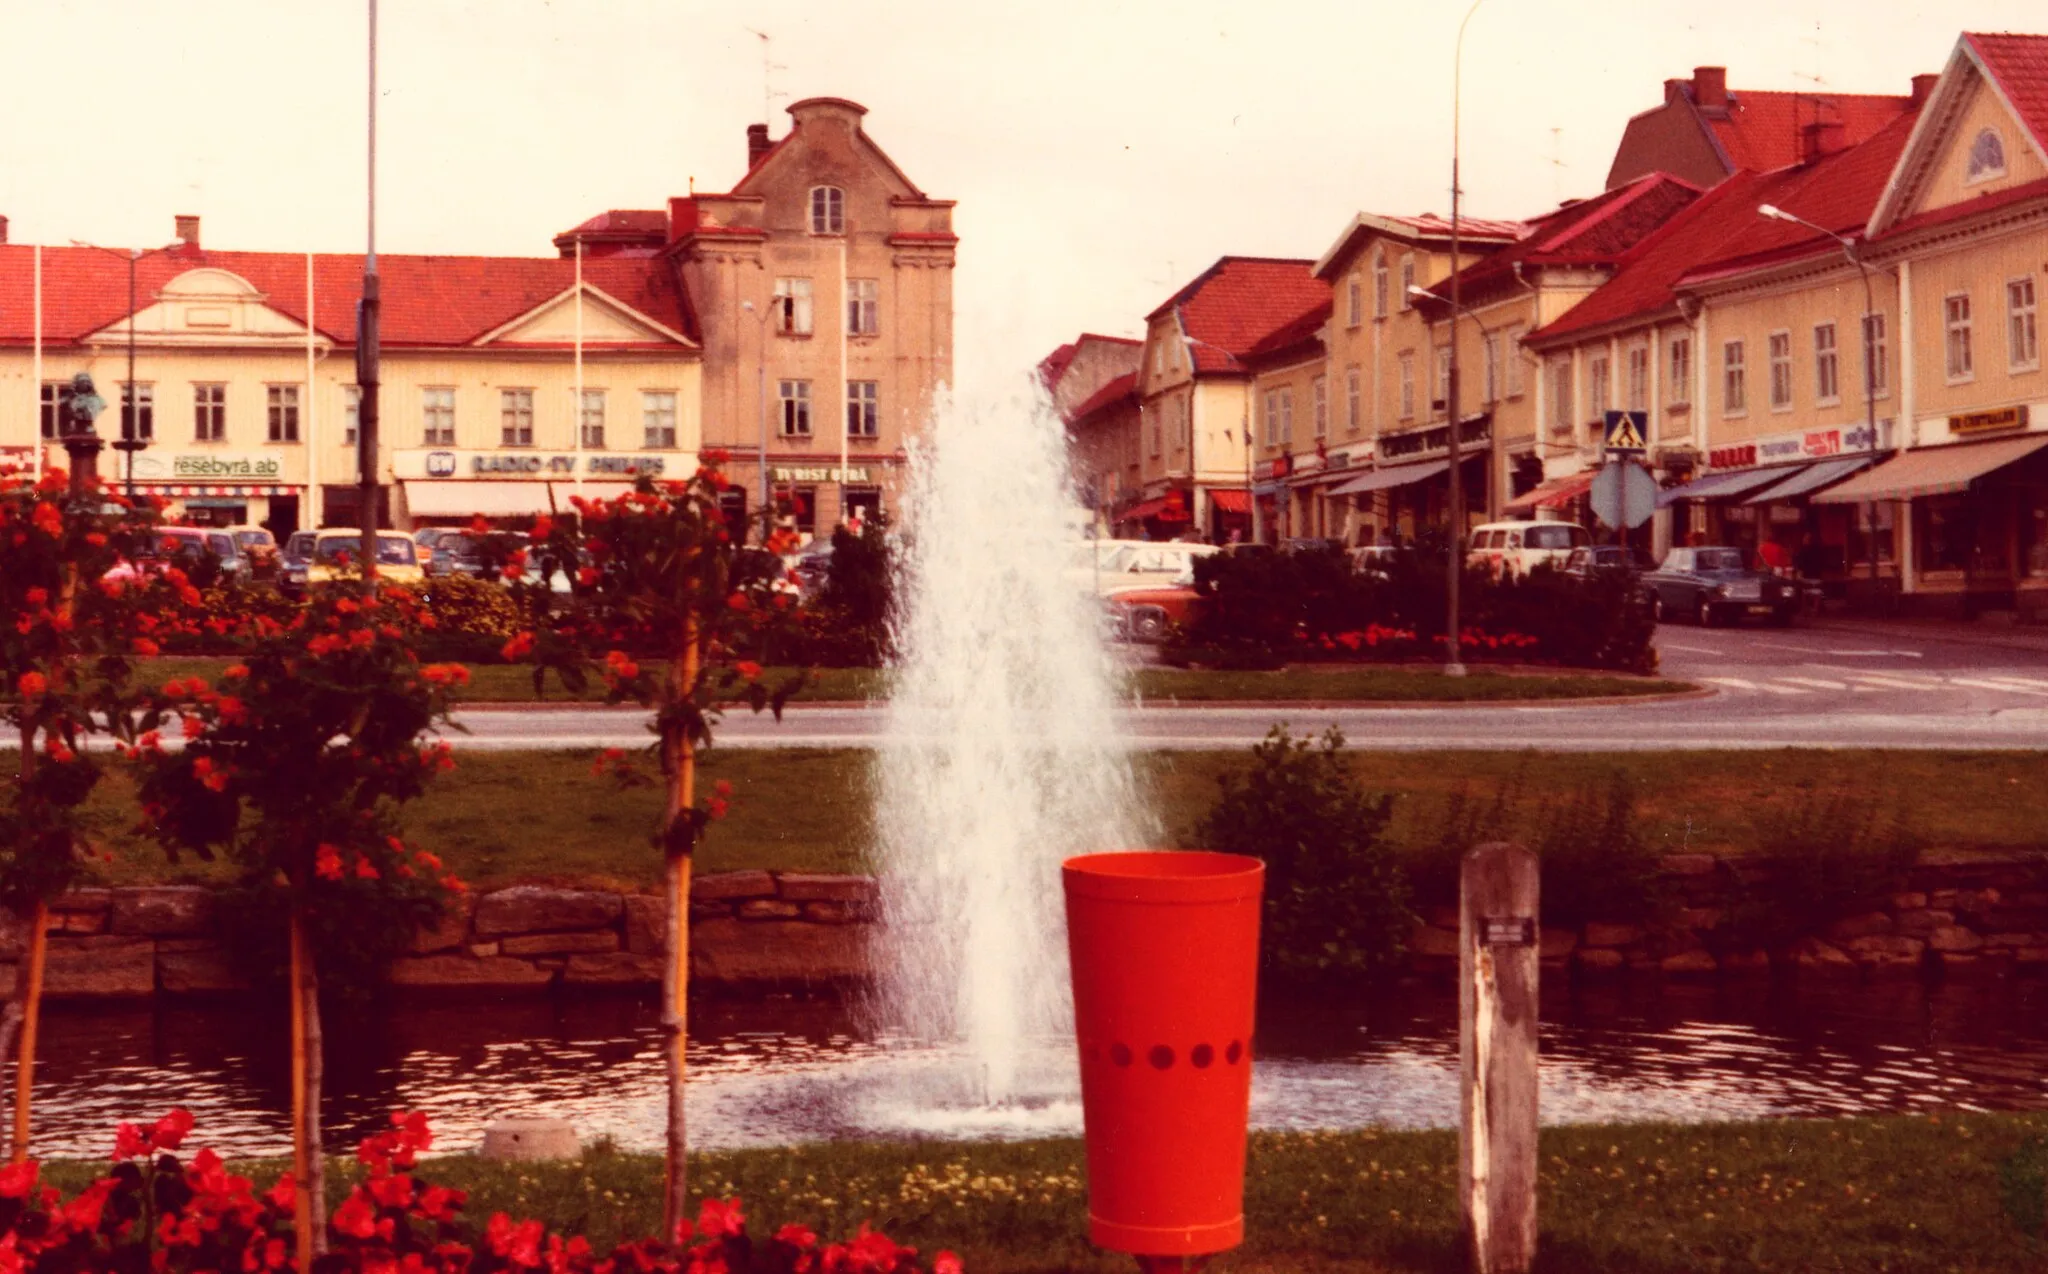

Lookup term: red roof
[564,209,667,236]
[1069,371,1138,423]
[1244,299,1332,363]
[1877,172,2048,242]
[1967,32,2048,149]
[1037,342,1078,391]
[1704,89,1913,173]
[0,244,693,348]
[1148,257,1330,373]
[1427,173,1701,301]
[1364,213,1526,242]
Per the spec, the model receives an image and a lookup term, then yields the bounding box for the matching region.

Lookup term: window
[1152,405,1165,456]
[1550,358,1573,432]
[847,381,879,438]
[1398,352,1416,420]
[120,383,155,443]
[2009,278,2038,370]
[1278,388,1294,445]
[39,382,74,440]
[1627,345,1651,412]
[1373,253,1389,318]
[1485,333,1502,404]
[343,385,360,445]
[778,380,812,436]
[1723,341,1747,413]
[773,278,814,336]
[1398,256,1416,310]
[1505,325,1525,396]
[1345,366,1361,432]
[808,185,844,234]
[1768,331,1793,408]
[499,388,533,447]
[193,384,226,442]
[1946,293,1974,380]
[641,391,676,448]
[1176,398,1191,450]
[848,279,879,336]
[1312,375,1328,438]
[580,389,606,449]
[264,384,296,443]
[1668,336,1691,404]
[1346,272,1362,326]
[1967,129,2006,183]
[422,387,455,446]
[1813,323,1839,403]
[1588,353,1610,419]
[1862,312,1889,397]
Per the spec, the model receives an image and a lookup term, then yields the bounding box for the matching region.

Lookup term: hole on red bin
[1110,1043,1133,1068]
[1148,1045,1174,1070]
[1191,1043,1214,1069]
[1226,1040,1243,1064]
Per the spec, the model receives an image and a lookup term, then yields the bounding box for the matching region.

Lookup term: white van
[1466,520,1590,579]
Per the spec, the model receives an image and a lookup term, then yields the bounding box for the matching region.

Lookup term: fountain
[863,386,1154,1123]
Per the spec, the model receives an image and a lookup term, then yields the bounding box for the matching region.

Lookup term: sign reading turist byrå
[769,466,874,484]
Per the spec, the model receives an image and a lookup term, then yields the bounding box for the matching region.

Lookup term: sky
[2,1,2043,396]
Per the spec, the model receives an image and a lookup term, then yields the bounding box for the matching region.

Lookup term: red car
[1107,583,1204,643]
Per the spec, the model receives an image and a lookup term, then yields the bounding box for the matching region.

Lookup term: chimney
[746,123,772,168]
[1910,73,1939,108]
[1800,120,1848,164]
[1692,66,1728,111]
[174,214,200,248]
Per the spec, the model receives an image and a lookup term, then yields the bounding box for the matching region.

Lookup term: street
[447,618,2048,753]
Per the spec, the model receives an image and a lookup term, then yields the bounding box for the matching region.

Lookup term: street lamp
[1757,202,1883,588]
[69,240,176,501]
[1436,0,1486,678]
[741,298,776,543]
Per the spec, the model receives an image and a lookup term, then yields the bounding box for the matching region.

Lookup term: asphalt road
[451,620,2048,753]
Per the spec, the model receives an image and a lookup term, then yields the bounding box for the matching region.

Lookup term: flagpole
[31,245,42,483]
[306,253,318,530]
[573,238,584,499]
[837,237,849,526]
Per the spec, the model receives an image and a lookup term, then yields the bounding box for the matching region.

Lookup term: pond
[24,977,2048,1161]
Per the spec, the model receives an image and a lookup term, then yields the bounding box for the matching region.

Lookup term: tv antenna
[743,27,788,127]
[1548,127,1567,203]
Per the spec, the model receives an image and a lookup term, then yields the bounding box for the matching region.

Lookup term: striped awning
[143,484,297,497]
[1502,471,1595,514]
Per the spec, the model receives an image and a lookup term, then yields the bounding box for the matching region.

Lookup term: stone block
[157,947,253,995]
[690,917,871,985]
[1581,923,1643,949]
[1977,907,2048,932]
[50,890,111,913]
[1847,935,1925,976]
[1983,932,2042,949]
[1677,908,1724,931]
[776,873,878,904]
[1824,911,1892,942]
[1889,892,1928,911]
[467,942,501,958]
[1937,951,1989,977]
[1539,928,1578,960]
[623,894,665,955]
[1660,854,1717,876]
[110,887,216,938]
[1408,925,1460,958]
[690,902,733,920]
[563,952,664,987]
[500,931,618,957]
[803,901,861,925]
[1950,888,2001,916]
[387,955,555,992]
[2014,946,2048,969]
[0,910,25,960]
[473,887,621,937]
[409,898,474,955]
[738,900,802,920]
[1893,909,1954,937]
[1783,936,1856,976]
[1661,949,1717,976]
[1575,948,1624,975]
[1926,926,1985,953]
[691,871,777,902]
[52,910,106,935]
[44,937,155,999]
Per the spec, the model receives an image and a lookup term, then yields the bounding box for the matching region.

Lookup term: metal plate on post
[1481,916,1535,947]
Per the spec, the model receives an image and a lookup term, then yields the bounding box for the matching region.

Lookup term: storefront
[1656,422,1891,578]
[1113,488,1193,540]
[129,450,306,537]
[392,448,669,529]
[768,465,882,543]
[1205,487,1252,543]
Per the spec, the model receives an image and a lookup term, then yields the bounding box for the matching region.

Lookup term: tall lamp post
[1438,0,1486,677]
[1757,203,1883,588]
[741,298,776,542]
[69,241,175,501]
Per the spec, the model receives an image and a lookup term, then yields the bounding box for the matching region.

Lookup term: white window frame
[1373,253,1389,318]
[1278,387,1294,445]
[579,389,606,449]
[422,387,456,446]
[848,278,879,336]
[808,185,845,234]
[1398,255,1416,311]
[1723,340,1747,416]
[2008,277,2039,372]
[1398,352,1416,420]
[1345,366,1361,433]
[1346,272,1362,327]
[1433,347,1451,419]
[1862,312,1890,399]
[1813,322,1840,405]
[1588,353,1610,420]
[1550,357,1573,433]
[1767,329,1794,410]
[1668,336,1691,405]
[777,379,812,437]
[342,385,360,446]
[1312,375,1328,438]
[1945,292,1974,382]
[194,383,226,443]
[847,380,879,438]
[1625,343,1648,412]
[773,278,814,336]
[264,383,297,444]
[499,387,534,447]
[1485,333,1503,404]
[641,390,677,449]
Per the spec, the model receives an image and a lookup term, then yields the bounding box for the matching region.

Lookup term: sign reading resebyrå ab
[132,452,288,481]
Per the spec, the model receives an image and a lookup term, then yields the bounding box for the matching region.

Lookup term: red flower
[736,660,762,682]
[353,855,380,881]
[265,1173,296,1212]
[531,516,554,540]
[132,638,161,657]
[470,516,491,535]
[332,1192,378,1240]
[714,779,733,798]
[502,631,536,661]
[222,664,250,680]
[695,1197,745,1239]
[726,592,749,611]
[23,587,47,606]
[315,844,344,881]
[0,1160,36,1200]
[773,1223,817,1250]
[152,1108,195,1151]
[15,672,46,699]
[934,1254,963,1274]
[30,502,61,537]
[113,1122,148,1161]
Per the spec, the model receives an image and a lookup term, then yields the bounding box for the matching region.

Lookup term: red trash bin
[1063,851,1265,1260]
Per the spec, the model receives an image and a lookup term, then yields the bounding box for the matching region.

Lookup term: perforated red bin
[1063,850,1264,1260]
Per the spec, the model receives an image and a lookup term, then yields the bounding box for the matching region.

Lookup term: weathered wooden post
[1460,841,1539,1274]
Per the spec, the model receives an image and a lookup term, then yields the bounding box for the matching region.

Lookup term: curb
[455,686,1710,713]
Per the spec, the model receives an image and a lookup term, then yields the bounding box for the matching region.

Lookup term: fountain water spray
[866,387,1151,1108]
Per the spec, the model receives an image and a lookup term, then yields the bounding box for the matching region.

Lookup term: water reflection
[26,979,2048,1160]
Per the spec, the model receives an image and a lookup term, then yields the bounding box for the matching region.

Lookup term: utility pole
[357,0,382,588]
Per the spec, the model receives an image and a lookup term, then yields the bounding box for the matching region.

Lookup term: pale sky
[2,1,2041,395]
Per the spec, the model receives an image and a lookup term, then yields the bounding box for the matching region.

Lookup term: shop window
[499,388,533,447]
[846,381,879,438]
[1768,331,1793,409]
[343,385,360,445]
[1946,293,1974,381]
[1813,323,1839,404]
[580,389,606,449]
[1668,336,1691,405]
[773,278,814,336]
[39,381,74,440]
[2008,277,2038,371]
[194,384,226,443]
[787,485,817,538]
[264,384,296,444]
[844,487,883,530]
[778,380,812,437]
[1723,340,1746,414]
[809,186,845,235]
[1915,496,1975,573]
[121,382,155,443]
[1862,313,1889,398]
[422,387,455,446]
[847,279,879,336]
[641,391,676,449]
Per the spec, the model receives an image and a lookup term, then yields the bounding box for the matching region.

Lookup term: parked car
[430,530,528,579]
[281,531,427,595]
[225,525,279,580]
[1641,546,1798,626]
[1093,541,1219,597]
[1467,520,1591,579]
[413,527,457,574]
[1560,544,1656,580]
[1348,544,1399,580]
[104,526,248,587]
[1107,579,1204,643]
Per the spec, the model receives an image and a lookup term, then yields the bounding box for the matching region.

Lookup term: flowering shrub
[407,574,525,663]
[0,1109,962,1274]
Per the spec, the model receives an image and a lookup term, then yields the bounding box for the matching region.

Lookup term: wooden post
[1459,842,1538,1274]
[289,907,313,1271]
[9,903,47,1163]
[659,615,701,1244]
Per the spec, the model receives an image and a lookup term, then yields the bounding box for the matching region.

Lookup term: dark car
[1561,544,1656,580]
[1641,546,1797,627]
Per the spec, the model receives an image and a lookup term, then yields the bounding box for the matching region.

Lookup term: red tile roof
[0,245,694,348]
[1069,371,1138,424]
[1366,212,1527,242]
[564,209,667,235]
[1148,257,1330,374]
[1705,89,1914,173]
[1966,32,2048,150]
[1037,342,1078,391]
[1426,173,1701,300]
[1244,299,1332,364]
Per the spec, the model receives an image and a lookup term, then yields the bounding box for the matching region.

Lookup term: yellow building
[1039,334,1142,533]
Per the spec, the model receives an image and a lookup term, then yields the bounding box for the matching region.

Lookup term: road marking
[1701,677,1759,692]
[1848,675,1944,691]
[1951,678,2048,696]
[1828,649,1924,658]
[1658,643,1721,654]
[1971,675,2048,691]
[1776,677,1850,690]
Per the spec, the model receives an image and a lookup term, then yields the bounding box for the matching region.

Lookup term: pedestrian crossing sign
[1603,410,1648,455]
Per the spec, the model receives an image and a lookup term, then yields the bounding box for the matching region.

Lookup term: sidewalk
[1799,613,2048,655]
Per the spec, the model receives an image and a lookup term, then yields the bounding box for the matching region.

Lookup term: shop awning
[1117,495,1191,522]
[1812,435,2048,503]
[1328,459,1450,497]
[1741,455,1874,504]
[1655,462,1807,508]
[1502,471,1595,514]
[1207,488,1252,515]
[401,480,555,518]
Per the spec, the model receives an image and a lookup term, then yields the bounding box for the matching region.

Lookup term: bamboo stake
[290,908,313,1270]
[660,616,701,1244]
[9,902,46,1165]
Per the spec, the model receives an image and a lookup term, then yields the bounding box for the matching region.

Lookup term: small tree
[132,584,468,1266]
[518,457,803,1242]
[1197,726,1412,982]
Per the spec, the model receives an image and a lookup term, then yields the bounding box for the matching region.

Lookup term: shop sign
[1951,405,2029,435]
[1708,443,1756,470]
[403,449,667,479]
[1263,456,1291,480]
[770,466,872,483]
[133,453,285,481]
[1710,422,1880,471]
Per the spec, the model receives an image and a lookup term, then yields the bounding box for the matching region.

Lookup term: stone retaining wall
[2,872,878,1001]
[1407,851,2048,982]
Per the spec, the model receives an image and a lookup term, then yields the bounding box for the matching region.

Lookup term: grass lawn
[132,658,1687,705]
[76,748,2048,892]
[38,1113,2048,1271]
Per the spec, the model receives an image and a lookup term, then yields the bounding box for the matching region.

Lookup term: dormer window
[1967,128,2006,184]
[809,186,845,234]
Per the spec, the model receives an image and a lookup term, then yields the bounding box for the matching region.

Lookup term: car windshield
[234,531,269,548]
[1526,525,1583,550]
[316,536,418,566]
[1696,548,1746,571]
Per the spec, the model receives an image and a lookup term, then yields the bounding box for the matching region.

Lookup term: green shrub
[1196,726,1411,982]
[2001,1137,2048,1241]
[409,575,522,662]
[1721,787,1922,949]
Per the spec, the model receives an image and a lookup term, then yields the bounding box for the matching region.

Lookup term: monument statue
[61,372,105,438]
